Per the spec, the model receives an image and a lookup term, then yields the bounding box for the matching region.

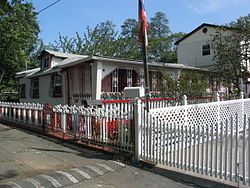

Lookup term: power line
[37,0,62,14]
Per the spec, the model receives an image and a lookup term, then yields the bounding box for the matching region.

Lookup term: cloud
[186,0,249,14]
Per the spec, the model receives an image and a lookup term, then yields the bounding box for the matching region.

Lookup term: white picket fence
[1,94,249,186]
[0,101,134,153]
[137,96,250,186]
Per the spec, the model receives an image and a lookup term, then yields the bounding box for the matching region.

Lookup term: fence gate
[43,103,55,132]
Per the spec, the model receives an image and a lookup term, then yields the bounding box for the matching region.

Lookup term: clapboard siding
[20,74,64,105]
[177,25,218,68]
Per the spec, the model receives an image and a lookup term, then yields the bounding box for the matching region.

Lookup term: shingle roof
[38,50,88,59]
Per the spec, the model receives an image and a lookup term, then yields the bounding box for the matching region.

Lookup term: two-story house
[16,50,203,106]
[175,23,250,96]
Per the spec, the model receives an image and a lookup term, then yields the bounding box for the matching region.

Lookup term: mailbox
[124,87,145,98]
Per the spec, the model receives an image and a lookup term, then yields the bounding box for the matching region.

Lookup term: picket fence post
[134,98,142,162]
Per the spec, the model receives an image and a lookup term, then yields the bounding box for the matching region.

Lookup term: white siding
[177,26,217,68]
[20,74,64,105]
[51,56,64,67]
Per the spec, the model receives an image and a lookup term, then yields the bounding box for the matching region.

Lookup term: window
[42,56,50,69]
[31,78,39,98]
[51,75,62,97]
[19,84,26,98]
[202,44,210,56]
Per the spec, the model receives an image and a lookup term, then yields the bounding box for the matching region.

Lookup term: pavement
[0,122,197,188]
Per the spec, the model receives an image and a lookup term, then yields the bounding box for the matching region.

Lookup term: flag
[138,0,148,47]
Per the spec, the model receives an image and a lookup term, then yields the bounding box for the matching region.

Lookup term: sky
[32,0,250,44]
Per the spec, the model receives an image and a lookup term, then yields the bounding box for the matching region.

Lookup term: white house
[16,50,204,106]
[175,23,250,96]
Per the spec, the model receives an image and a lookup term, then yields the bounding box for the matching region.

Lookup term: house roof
[38,50,88,59]
[54,55,205,71]
[174,23,238,45]
[17,50,208,78]
[16,68,41,78]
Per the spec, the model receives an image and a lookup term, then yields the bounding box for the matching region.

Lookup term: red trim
[187,96,213,100]
[141,98,177,102]
[101,96,226,104]
[101,100,132,104]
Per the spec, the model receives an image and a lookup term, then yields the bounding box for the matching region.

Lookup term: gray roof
[16,68,41,78]
[17,50,208,78]
[39,50,88,59]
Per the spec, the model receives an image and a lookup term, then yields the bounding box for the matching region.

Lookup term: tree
[54,21,122,57]
[0,0,40,92]
[146,12,184,63]
[149,12,170,38]
[53,12,180,63]
[211,14,250,93]
[160,72,208,98]
[121,19,138,38]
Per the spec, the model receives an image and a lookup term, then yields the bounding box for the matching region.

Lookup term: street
[0,123,196,188]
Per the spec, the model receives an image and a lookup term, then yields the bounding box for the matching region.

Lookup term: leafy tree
[54,21,122,57]
[149,12,170,38]
[211,14,250,93]
[0,0,40,92]
[160,72,208,98]
[53,12,181,63]
[121,18,138,38]
[147,12,184,63]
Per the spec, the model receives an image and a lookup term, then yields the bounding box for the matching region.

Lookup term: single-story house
[16,50,206,106]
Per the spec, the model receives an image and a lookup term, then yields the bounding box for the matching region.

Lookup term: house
[175,23,250,96]
[16,50,205,106]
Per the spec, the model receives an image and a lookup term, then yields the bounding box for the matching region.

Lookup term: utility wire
[37,0,62,14]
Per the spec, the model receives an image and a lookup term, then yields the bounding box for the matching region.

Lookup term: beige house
[175,23,250,96]
[16,50,203,106]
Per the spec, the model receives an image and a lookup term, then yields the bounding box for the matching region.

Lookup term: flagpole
[142,34,150,112]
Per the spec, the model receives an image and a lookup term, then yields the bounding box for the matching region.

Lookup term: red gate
[42,104,55,132]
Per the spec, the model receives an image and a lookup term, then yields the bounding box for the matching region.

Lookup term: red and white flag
[138,0,148,47]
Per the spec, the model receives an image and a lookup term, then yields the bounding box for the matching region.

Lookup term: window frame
[202,44,211,56]
[19,84,26,98]
[31,78,39,98]
[51,74,63,98]
[42,56,50,69]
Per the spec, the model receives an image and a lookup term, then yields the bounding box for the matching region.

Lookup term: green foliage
[211,14,250,93]
[160,72,208,98]
[53,12,183,63]
[149,12,170,38]
[0,0,40,92]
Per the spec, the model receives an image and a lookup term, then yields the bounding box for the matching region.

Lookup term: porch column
[91,61,103,100]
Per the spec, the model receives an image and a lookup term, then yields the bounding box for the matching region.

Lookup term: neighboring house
[175,23,250,96]
[16,50,203,106]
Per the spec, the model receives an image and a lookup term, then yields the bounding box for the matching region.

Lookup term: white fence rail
[138,97,250,186]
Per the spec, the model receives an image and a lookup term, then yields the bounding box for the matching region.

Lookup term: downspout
[57,69,67,105]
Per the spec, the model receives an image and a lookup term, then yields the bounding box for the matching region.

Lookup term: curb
[148,164,249,188]
[0,160,125,188]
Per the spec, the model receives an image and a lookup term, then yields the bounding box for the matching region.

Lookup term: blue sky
[32,0,249,44]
